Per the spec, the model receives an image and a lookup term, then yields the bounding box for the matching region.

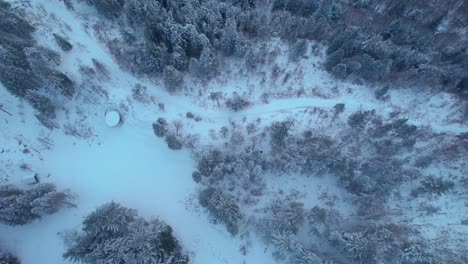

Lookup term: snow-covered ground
[1,0,467,263]
[0,83,277,263]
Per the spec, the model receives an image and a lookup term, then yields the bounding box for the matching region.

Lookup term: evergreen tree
[199,187,242,235]
[216,18,245,57]
[86,0,125,20]
[64,202,188,264]
[419,176,455,196]
[53,34,73,51]
[162,65,184,93]
[270,121,290,150]
[0,183,72,225]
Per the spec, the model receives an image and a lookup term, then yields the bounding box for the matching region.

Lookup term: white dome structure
[105,110,121,127]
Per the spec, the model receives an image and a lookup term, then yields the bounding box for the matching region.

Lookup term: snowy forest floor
[0,0,467,263]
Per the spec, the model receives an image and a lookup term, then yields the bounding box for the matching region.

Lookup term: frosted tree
[163,65,184,93]
[271,229,297,253]
[226,93,249,111]
[266,200,305,234]
[152,122,166,137]
[289,39,308,61]
[0,3,39,98]
[30,191,71,216]
[331,63,348,79]
[400,242,436,264]
[102,219,187,264]
[53,34,73,51]
[196,46,218,77]
[0,183,72,225]
[209,92,222,107]
[419,176,455,196]
[324,49,345,72]
[165,134,183,150]
[329,231,371,262]
[216,18,245,57]
[295,247,323,264]
[0,1,35,41]
[199,187,242,235]
[124,0,162,27]
[196,148,225,176]
[86,0,125,19]
[64,202,188,264]
[0,248,20,264]
[270,121,290,151]
[82,202,136,239]
[347,110,374,129]
[270,229,323,264]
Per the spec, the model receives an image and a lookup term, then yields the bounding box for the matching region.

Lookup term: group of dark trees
[320,2,468,97]
[256,195,462,263]
[0,183,72,225]
[88,0,247,91]
[0,248,20,264]
[192,109,436,211]
[82,0,468,98]
[63,202,188,264]
[189,105,467,263]
[0,1,76,120]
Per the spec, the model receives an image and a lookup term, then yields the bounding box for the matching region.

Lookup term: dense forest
[2,0,467,118]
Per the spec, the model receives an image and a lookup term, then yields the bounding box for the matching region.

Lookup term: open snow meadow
[0,0,467,263]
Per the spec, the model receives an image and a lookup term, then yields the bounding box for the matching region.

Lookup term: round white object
[105,111,121,127]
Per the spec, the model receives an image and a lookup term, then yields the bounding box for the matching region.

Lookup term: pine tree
[162,65,184,93]
[270,121,290,150]
[86,0,125,20]
[330,231,372,262]
[82,202,136,239]
[53,34,73,51]
[199,187,241,235]
[0,183,71,225]
[419,176,455,196]
[216,18,245,57]
[267,200,305,234]
[64,202,188,264]
[400,242,437,264]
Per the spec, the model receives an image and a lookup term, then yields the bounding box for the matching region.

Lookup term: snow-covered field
[1,0,467,263]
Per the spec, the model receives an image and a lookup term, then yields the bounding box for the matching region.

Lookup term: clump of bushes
[226,93,249,111]
[152,118,167,138]
[132,83,150,103]
[165,134,183,150]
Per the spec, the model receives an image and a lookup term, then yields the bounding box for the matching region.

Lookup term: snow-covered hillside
[1,0,467,264]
